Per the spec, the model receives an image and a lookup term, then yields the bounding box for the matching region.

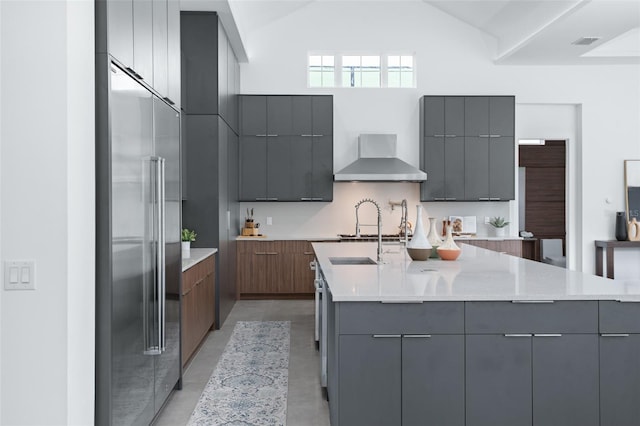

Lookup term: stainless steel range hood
[334,134,427,182]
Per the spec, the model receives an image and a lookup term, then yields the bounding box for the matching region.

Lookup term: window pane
[323,55,334,66]
[342,70,354,87]
[401,55,413,67]
[388,55,400,67]
[361,55,380,67]
[362,71,380,87]
[309,71,322,87]
[309,55,322,67]
[322,71,335,86]
[342,55,360,67]
[388,71,400,88]
[400,71,413,88]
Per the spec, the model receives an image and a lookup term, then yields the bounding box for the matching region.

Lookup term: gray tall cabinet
[181,12,240,327]
[420,96,515,201]
[239,95,333,201]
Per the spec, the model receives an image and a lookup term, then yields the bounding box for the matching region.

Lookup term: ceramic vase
[407,205,432,261]
[615,211,628,241]
[628,218,640,242]
[494,226,506,237]
[182,241,191,259]
[427,217,443,258]
[437,225,461,261]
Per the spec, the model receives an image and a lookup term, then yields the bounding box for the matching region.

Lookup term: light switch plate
[4,261,36,290]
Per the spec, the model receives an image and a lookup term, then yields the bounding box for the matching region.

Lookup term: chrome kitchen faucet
[355,198,383,262]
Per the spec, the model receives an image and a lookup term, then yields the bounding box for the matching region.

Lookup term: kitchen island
[312,242,640,426]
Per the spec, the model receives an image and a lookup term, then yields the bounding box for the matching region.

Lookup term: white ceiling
[219,0,640,65]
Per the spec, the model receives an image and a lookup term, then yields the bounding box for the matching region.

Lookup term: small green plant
[181,228,197,242]
[489,217,510,228]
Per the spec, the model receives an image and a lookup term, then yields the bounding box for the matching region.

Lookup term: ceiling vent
[572,37,601,46]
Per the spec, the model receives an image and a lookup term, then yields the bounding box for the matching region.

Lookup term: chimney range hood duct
[334,134,427,182]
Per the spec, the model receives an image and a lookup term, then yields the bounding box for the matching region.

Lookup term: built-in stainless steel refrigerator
[96,59,181,426]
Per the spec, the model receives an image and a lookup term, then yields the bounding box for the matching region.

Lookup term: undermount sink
[329,257,377,265]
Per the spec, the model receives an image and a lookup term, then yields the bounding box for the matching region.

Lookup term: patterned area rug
[188,321,291,426]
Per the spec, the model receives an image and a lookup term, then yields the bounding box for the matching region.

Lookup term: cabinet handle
[434,197,446,201]
[254,252,267,255]
[478,197,490,201]
[301,134,313,137]
[381,300,423,304]
[313,134,324,137]
[534,334,562,337]
[256,134,267,137]
[600,333,630,337]
[312,197,324,201]
[267,134,278,137]
[372,334,401,338]
[446,134,457,137]
[125,67,143,80]
[511,300,555,304]
[490,134,502,138]
[489,197,501,201]
[266,252,278,255]
[163,97,175,106]
[445,197,457,201]
[300,197,312,201]
[433,134,445,137]
[504,334,533,337]
[303,252,314,255]
[255,197,267,201]
[267,198,278,201]
[479,135,490,138]
[403,334,431,338]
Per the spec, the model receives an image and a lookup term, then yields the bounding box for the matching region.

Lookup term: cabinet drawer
[465,301,598,334]
[338,302,464,334]
[600,301,640,333]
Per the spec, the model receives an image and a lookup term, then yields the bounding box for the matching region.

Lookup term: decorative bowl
[407,248,432,261]
[437,247,461,261]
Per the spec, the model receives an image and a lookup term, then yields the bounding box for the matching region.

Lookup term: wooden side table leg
[606,248,615,279]
[595,246,604,277]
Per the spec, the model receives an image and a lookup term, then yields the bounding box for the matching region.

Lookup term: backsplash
[238,182,512,238]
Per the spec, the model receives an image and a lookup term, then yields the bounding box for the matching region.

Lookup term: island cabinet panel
[461,239,523,257]
[338,335,402,426]
[402,335,465,426]
[532,334,599,426]
[599,301,640,426]
[465,334,532,426]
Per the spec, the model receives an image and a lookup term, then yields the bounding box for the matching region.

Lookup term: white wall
[238,1,640,274]
[0,1,95,424]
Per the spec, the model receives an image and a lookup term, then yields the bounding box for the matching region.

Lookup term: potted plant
[489,217,509,237]
[181,228,197,258]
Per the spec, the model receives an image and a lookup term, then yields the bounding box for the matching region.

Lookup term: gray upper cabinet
[217,24,229,121]
[104,0,134,66]
[267,96,293,136]
[239,95,333,201]
[421,95,514,201]
[464,97,490,136]
[167,0,180,108]
[152,0,168,96]
[239,136,267,200]
[133,0,153,83]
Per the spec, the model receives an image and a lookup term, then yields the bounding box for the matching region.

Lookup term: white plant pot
[181,241,191,259]
[494,227,506,237]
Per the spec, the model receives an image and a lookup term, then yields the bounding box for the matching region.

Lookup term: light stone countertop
[234,234,521,241]
[182,248,217,272]
[312,242,640,302]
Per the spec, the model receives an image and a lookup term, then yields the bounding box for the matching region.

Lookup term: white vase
[494,227,506,237]
[407,205,432,260]
[181,241,191,259]
[427,217,443,258]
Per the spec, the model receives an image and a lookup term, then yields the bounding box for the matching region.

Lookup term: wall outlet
[4,260,36,290]
[484,216,491,224]
[266,216,273,225]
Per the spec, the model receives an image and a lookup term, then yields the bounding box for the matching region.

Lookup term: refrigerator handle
[159,157,166,352]
[144,156,162,356]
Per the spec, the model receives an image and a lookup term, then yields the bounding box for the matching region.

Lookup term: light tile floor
[153,300,330,426]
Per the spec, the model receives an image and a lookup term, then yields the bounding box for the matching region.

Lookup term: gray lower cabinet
[339,335,402,426]
[402,335,465,426]
[599,334,640,426]
[466,335,532,426]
